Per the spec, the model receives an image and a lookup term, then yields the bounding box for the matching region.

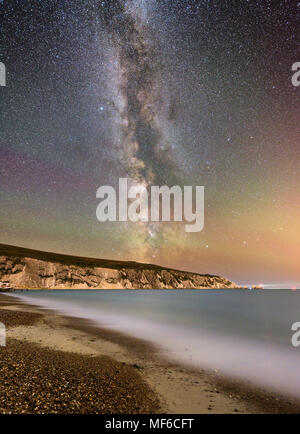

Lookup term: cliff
[0,244,239,289]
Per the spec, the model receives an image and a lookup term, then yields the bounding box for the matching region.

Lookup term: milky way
[101,0,180,186]
[0,0,299,285]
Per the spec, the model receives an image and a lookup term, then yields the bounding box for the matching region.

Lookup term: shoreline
[1,294,300,414]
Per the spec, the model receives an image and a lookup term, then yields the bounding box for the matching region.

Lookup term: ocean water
[10,289,300,398]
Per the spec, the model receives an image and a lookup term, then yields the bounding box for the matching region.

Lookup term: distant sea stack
[0,244,239,290]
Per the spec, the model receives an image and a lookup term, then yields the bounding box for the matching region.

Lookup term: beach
[0,293,300,414]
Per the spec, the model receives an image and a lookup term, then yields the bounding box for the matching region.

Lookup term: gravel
[0,338,159,414]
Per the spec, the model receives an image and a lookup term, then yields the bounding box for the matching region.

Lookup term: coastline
[0,243,240,289]
[0,294,300,414]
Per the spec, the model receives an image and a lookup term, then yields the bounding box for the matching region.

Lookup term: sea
[10,289,300,398]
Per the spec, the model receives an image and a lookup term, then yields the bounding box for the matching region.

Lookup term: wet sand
[0,294,300,414]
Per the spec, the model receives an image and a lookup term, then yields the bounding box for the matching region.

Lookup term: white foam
[9,292,300,399]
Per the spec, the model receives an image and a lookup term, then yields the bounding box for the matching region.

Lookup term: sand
[0,294,300,414]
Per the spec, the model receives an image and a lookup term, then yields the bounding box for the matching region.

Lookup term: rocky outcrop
[0,244,239,289]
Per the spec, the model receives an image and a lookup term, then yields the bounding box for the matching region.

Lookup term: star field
[0,0,299,285]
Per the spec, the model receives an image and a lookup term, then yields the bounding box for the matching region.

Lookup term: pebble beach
[1,294,300,414]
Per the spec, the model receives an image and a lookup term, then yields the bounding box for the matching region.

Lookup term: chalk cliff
[0,244,239,289]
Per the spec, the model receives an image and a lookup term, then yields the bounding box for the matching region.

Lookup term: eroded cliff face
[0,254,238,289]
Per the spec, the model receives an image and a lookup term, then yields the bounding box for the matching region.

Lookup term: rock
[0,243,240,290]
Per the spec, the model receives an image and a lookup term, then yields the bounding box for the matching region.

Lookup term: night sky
[0,0,299,285]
